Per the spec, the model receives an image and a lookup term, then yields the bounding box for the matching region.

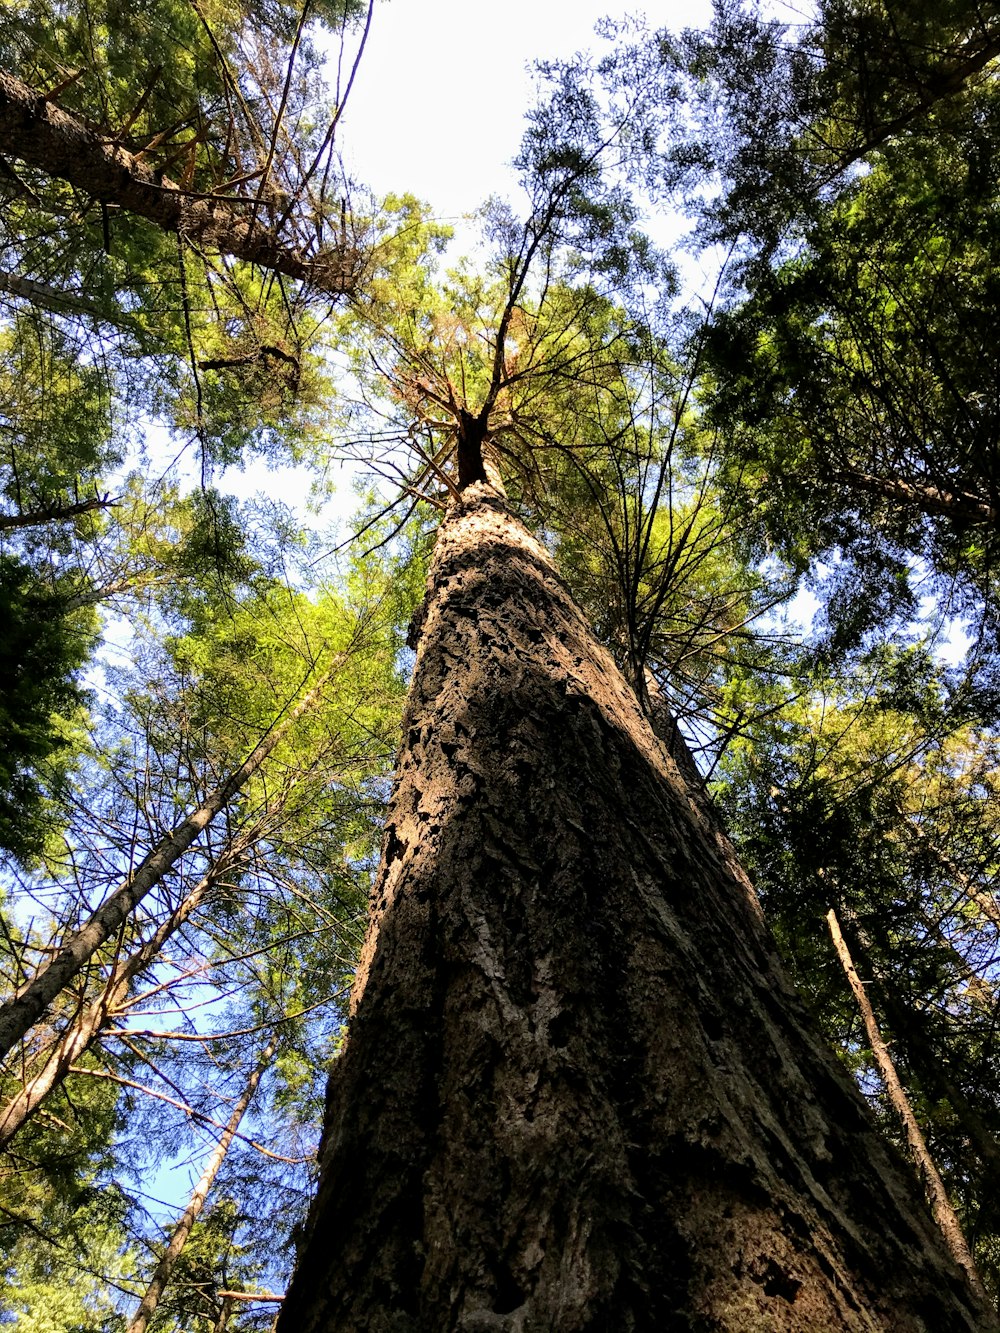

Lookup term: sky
[337,0,712,221]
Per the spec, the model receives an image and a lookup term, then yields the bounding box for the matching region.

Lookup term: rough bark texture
[280,485,995,1332]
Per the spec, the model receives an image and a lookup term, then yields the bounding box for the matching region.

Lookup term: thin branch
[66,1066,310,1164]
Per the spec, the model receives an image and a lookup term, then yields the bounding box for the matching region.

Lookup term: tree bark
[279,485,996,1332]
[829,468,997,528]
[0,494,116,531]
[0,268,150,338]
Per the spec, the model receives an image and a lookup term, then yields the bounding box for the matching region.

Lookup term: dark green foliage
[716,643,1000,1291]
[655,1,1000,648]
[702,109,1000,627]
[0,555,93,863]
[5,0,1000,1318]
[0,1048,132,1328]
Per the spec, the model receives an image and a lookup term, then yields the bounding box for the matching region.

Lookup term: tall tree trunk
[126,1036,276,1333]
[858,957,1000,1192]
[828,903,1000,1188]
[279,485,996,1332]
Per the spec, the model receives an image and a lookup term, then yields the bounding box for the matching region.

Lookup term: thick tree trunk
[280,485,995,1332]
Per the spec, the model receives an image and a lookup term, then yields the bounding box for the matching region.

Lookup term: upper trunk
[280,485,994,1332]
[456,408,492,489]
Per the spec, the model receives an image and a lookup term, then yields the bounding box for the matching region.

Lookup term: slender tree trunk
[0,838,247,1147]
[0,267,149,335]
[830,904,1000,1186]
[279,485,996,1332]
[0,72,356,295]
[826,27,1000,171]
[825,908,984,1297]
[0,672,327,1061]
[127,1037,276,1333]
[829,469,997,527]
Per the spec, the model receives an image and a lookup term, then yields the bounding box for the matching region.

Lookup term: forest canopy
[3,0,1000,1324]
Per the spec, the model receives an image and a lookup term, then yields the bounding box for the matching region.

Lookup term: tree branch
[826,30,1000,175]
[0,70,358,296]
[0,494,117,531]
[829,468,997,526]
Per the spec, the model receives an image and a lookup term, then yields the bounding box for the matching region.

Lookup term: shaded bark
[456,409,492,489]
[0,71,357,295]
[280,485,995,1332]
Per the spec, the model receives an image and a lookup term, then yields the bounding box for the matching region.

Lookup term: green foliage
[145,1195,267,1331]
[0,0,366,470]
[6,0,1000,1317]
[0,316,120,520]
[0,556,95,864]
[715,643,1000,1286]
[0,1059,133,1329]
[634,0,1000,653]
[703,102,1000,629]
[0,452,412,1317]
[1,1224,128,1333]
